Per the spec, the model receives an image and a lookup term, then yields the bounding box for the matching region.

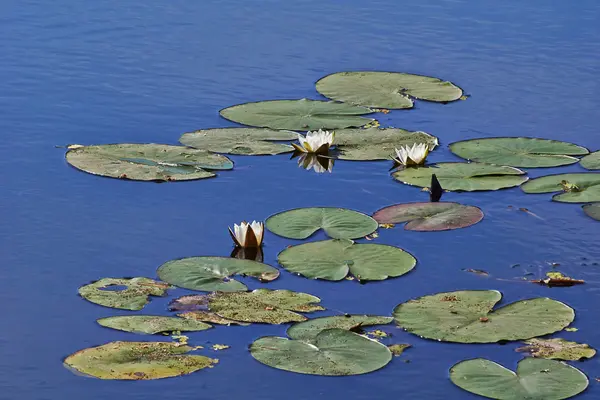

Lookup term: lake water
[1,1,600,399]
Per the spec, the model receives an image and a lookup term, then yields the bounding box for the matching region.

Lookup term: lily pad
[516,338,596,361]
[266,207,378,240]
[278,239,416,282]
[156,256,279,292]
[177,311,250,326]
[580,151,600,170]
[170,289,324,324]
[373,202,483,231]
[392,162,528,191]
[64,341,217,380]
[66,144,233,181]
[333,128,439,161]
[79,278,171,311]
[315,71,463,109]
[287,315,394,341]
[582,203,600,221]
[521,173,600,203]
[97,316,212,335]
[250,328,392,376]
[388,344,411,357]
[219,99,374,130]
[449,138,588,168]
[179,128,297,155]
[393,290,574,343]
[450,358,588,400]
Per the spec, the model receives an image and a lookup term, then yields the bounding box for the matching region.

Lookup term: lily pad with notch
[287,315,393,341]
[179,127,297,155]
[373,202,483,231]
[97,315,212,335]
[79,278,171,311]
[521,173,600,203]
[580,151,600,170]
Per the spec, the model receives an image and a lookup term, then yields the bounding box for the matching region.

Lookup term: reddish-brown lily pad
[373,202,483,232]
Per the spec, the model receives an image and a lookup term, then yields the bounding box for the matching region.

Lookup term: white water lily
[297,153,334,174]
[393,143,429,166]
[292,129,334,155]
[228,220,264,248]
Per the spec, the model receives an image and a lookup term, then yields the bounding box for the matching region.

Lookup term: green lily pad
[266,207,378,240]
[315,71,463,109]
[450,358,588,400]
[450,137,588,168]
[393,290,574,343]
[219,99,374,130]
[373,202,484,231]
[580,151,600,170]
[287,315,393,341]
[333,128,439,161]
[582,203,600,221]
[516,338,596,361]
[64,341,217,380]
[97,316,212,335]
[392,162,528,191]
[66,144,234,181]
[176,311,250,326]
[250,328,392,376]
[278,239,416,282]
[170,289,324,324]
[79,278,171,311]
[157,256,279,293]
[179,128,297,155]
[521,173,600,203]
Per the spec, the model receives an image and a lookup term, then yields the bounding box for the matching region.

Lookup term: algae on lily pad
[278,239,416,282]
[392,162,528,191]
[219,99,374,130]
[170,289,324,324]
[521,173,600,203]
[450,358,588,400]
[266,207,378,240]
[157,256,279,292]
[449,137,588,168]
[179,127,297,155]
[287,315,393,341]
[315,71,463,109]
[373,202,483,231]
[580,151,600,170]
[393,290,574,343]
[66,144,233,181]
[582,203,600,221]
[333,127,439,161]
[516,338,596,361]
[64,341,217,380]
[97,316,212,335]
[79,278,171,311]
[250,328,392,376]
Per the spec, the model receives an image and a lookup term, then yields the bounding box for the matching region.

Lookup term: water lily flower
[228,221,264,248]
[393,143,429,166]
[292,129,334,155]
[297,153,334,174]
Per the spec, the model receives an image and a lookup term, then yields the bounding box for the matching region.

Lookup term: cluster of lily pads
[63,71,599,399]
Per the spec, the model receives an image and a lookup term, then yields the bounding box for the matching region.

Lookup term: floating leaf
[170,289,324,324]
[250,328,392,376]
[157,256,279,292]
[96,316,211,335]
[388,344,411,357]
[212,344,230,351]
[450,358,588,400]
[516,338,596,361]
[278,239,416,282]
[66,144,233,181]
[177,311,250,326]
[582,203,600,221]
[287,315,393,341]
[566,327,579,332]
[266,207,378,240]
[64,341,217,380]
[333,128,439,161]
[219,99,374,130]
[532,272,585,287]
[179,128,296,155]
[315,71,463,109]
[521,173,600,203]
[449,138,588,168]
[373,202,483,231]
[580,151,600,170]
[79,278,171,311]
[393,290,574,343]
[392,163,528,191]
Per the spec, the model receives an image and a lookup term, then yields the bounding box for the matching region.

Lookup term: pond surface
[1,0,600,398]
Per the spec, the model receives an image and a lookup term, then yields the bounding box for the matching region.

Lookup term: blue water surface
[1,1,600,399]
